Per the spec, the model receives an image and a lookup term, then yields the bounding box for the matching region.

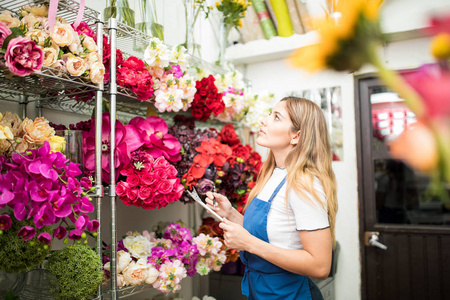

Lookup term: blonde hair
[245,97,338,246]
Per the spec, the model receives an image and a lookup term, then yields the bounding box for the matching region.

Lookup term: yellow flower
[0,112,3,123]
[215,2,220,7]
[49,135,66,153]
[289,0,383,72]
[430,33,450,59]
[0,125,13,140]
[238,19,243,27]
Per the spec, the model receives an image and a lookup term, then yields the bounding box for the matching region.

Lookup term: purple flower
[196,178,214,195]
[33,203,56,229]
[18,226,36,241]
[80,177,92,190]
[129,116,181,162]
[13,202,27,221]
[170,64,183,78]
[75,214,89,230]
[5,37,44,77]
[87,219,99,232]
[0,214,12,231]
[0,187,14,206]
[53,226,67,240]
[37,232,52,245]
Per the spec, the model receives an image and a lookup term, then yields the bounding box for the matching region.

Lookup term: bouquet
[102,222,226,293]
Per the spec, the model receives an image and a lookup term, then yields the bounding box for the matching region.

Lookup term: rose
[127,174,140,187]
[89,61,105,84]
[122,259,147,286]
[117,250,132,273]
[25,29,49,47]
[123,235,153,259]
[48,135,66,153]
[51,23,75,47]
[116,181,129,197]
[196,178,214,195]
[21,117,55,144]
[68,35,82,54]
[83,51,101,67]
[66,56,88,77]
[220,123,240,146]
[82,35,97,52]
[0,22,11,47]
[0,11,20,27]
[157,180,174,194]
[42,46,59,66]
[232,144,251,160]
[138,186,152,200]
[4,37,44,76]
[141,173,158,186]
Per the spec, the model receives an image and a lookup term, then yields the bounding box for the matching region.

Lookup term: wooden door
[355,75,450,300]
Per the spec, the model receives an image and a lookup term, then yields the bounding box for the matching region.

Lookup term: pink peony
[5,37,44,76]
[0,22,12,47]
[71,21,95,39]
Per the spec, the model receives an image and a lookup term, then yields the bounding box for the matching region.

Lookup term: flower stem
[368,44,425,118]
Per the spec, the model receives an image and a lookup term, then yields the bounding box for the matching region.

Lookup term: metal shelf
[0,0,99,24]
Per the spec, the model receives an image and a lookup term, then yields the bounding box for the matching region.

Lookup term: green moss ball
[45,244,103,300]
[0,216,52,273]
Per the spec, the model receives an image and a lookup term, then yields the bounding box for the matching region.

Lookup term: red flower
[232,144,251,161]
[191,75,225,121]
[220,123,241,146]
[122,56,146,70]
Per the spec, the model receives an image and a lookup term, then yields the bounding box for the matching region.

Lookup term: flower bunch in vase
[102,222,226,293]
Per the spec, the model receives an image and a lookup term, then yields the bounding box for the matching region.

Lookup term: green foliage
[0,214,52,273]
[45,245,103,300]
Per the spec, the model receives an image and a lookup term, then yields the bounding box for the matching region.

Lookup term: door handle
[364,232,388,250]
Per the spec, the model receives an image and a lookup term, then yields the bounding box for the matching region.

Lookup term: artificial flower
[48,135,66,153]
[51,23,75,47]
[21,117,55,144]
[19,5,49,17]
[42,46,59,66]
[82,35,97,52]
[0,214,12,231]
[0,21,11,47]
[72,21,95,39]
[289,0,383,72]
[66,56,88,76]
[17,226,36,241]
[144,37,171,69]
[0,10,21,27]
[4,37,44,76]
[219,123,241,146]
[89,61,105,84]
[117,250,132,273]
[123,235,154,259]
[191,75,224,121]
[0,125,13,140]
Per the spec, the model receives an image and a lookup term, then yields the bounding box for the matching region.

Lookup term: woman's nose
[260,117,267,125]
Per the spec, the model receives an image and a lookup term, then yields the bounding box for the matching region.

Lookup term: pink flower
[83,113,144,184]
[141,172,158,186]
[38,232,52,245]
[127,174,140,187]
[53,226,67,240]
[157,180,174,194]
[403,64,450,118]
[71,21,95,39]
[138,186,152,200]
[116,181,129,196]
[5,37,44,76]
[0,22,12,47]
[18,226,36,241]
[129,116,181,162]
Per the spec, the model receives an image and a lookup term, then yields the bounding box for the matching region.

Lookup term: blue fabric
[239,177,313,300]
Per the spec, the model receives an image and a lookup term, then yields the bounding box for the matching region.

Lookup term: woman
[205,97,338,300]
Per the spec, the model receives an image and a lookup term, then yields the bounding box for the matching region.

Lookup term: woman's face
[257,101,296,151]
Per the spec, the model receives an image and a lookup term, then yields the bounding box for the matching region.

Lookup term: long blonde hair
[245,97,338,246]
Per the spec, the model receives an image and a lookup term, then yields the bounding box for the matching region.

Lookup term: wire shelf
[0,0,100,24]
[0,64,99,101]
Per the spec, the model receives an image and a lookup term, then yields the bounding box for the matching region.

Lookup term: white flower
[123,235,153,259]
[82,35,97,52]
[89,61,105,84]
[68,34,82,54]
[144,264,160,285]
[195,261,210,276]
[66,56,88,76]
[117,250,132,273]
[122,261,146,286]
[42,46,58,66]
[170,45,188,70]
[144,37,170,69]
[25,29,49,47]
[51,23,75,47]
[0,11,20,27]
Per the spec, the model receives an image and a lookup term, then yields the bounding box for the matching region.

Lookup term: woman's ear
[290,132,300,146]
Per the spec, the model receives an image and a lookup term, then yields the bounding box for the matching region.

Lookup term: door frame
[355,73,450,300]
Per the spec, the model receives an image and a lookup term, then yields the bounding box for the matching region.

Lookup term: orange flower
[21,117,55,144]
[389,122,439,173]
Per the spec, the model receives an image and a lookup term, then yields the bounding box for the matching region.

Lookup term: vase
[17,269,58,300]
[0,271,26,298]
[55,130,84,172]
[104,0,135,28]
[216,20,233,67]
[134,0,165,52]
[181,0,201,56]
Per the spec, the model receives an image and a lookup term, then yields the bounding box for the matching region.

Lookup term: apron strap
[267,176,286,204]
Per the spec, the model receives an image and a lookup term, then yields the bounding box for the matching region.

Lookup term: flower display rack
[0,0,99,24]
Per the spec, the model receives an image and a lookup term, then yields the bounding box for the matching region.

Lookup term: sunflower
[289,0,384,72]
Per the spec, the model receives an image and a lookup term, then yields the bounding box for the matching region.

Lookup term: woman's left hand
[219,218,253,251]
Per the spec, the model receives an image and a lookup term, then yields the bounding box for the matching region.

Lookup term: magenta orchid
[0,141,99,244]
[0,214,11,231]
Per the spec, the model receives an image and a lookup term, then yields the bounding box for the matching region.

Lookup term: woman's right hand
[205,192,232,219]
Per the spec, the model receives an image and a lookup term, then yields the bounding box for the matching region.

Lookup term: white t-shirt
[256,168,329,250]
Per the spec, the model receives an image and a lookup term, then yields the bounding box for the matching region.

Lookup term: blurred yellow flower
[0,125,13,140]
[289,0,383,72]
[430,33,450,59]
[49,135,66,153]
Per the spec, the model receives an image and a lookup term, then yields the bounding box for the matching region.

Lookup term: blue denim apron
[239,177,313,300]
